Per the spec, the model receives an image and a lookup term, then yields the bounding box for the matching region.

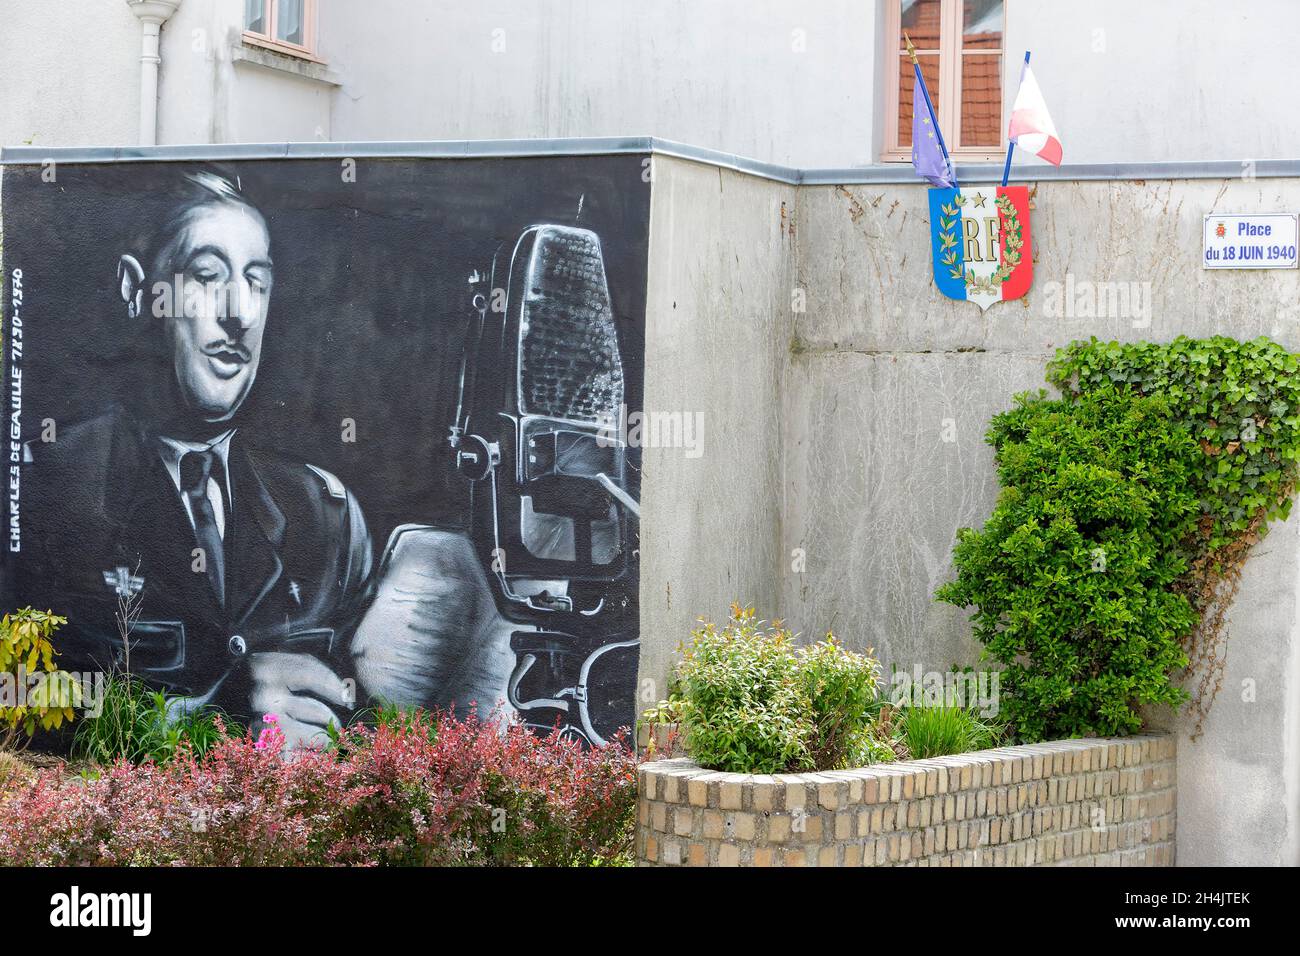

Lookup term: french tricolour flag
[1007,62,1062,166]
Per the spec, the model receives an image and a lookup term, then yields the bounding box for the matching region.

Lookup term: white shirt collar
[156,429,236,504]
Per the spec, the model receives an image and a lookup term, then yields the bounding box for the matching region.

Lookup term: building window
[243,0,320,61]
[883,0,1005,163]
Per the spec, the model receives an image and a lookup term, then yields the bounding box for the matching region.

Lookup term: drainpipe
[125,0,183,146]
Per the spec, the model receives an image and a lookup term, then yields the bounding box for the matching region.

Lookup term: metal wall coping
[2,135,1299,184]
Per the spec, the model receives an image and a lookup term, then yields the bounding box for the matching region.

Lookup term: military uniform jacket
[16,407,374,721]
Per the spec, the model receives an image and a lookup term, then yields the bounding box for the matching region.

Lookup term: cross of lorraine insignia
[103,566,144,599]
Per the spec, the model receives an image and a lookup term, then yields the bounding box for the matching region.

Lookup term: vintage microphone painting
[355,223,641,746]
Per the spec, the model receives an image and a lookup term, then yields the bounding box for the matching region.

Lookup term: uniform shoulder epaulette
[305,463,347,500]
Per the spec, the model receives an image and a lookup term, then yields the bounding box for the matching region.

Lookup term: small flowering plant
[254,714,282,751]
[661,604,888,774]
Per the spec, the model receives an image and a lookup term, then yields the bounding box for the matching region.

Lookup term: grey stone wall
[639,157,1300,865]
[638,157,795,702]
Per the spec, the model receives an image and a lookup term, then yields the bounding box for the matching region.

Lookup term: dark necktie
[180,449,226,607]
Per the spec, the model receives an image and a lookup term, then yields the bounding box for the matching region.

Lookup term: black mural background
[0,155,649,746]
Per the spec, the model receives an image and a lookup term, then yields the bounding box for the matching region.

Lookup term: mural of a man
[21,170,375,748]
[13,164,637,752]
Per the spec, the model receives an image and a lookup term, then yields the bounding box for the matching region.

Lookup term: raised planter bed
[636,733,1175,867]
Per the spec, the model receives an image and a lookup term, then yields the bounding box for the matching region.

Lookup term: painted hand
[248,651,348,752]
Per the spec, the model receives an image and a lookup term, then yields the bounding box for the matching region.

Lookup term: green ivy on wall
[1048,336,1300,552]
[1050,336,1300,737]
[940,336,1300,741]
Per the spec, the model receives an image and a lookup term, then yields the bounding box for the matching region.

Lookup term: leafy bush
[1048,336,1300,735]
[0,709,637,866]
[798,637,888,768]
[898,703,1004,759]
[936,386,1199,741]
[671,608,811,773]
[0,608,79,746]
[668,605,886,773]
[71,673,229,765]
[862,703,910,761]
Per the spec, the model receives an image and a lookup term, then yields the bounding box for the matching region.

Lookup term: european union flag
[911,72,955,189]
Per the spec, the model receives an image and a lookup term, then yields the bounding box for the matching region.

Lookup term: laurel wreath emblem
[937,193,1023,297]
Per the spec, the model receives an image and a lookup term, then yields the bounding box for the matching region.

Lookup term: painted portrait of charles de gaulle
[18,168,376,749]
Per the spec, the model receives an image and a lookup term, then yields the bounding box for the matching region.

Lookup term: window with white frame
[883,0,1006,163]
[244,0,320,61]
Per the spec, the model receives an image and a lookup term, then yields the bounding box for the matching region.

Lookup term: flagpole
[905,32,957,189]
[1001,50,1031,187]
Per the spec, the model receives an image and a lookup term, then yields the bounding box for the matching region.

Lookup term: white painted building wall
[0,0,142,147]
[317,0,884,167]
[3,1,1298,166]
[320,0,1300,167]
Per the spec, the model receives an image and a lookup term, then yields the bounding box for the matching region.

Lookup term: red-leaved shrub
[0,710,638,866]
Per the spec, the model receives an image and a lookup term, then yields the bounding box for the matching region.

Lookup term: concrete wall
[154,0,334,146]
[638,156,1300,865]
[156,0,332,145]
[780,173,1300,866]
[222,54,333,143]
[637,156,795,699]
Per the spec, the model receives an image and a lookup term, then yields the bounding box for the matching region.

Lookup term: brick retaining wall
[636,734,1175,866]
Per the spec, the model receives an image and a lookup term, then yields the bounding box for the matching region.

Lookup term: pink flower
[254,716,285,753]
